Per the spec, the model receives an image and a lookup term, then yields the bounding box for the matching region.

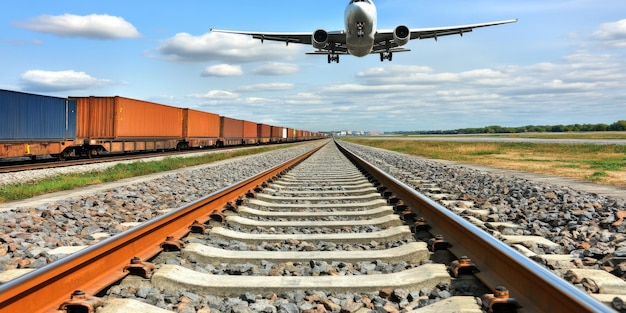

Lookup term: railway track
[0,145,288,174]
[0,141,615,312]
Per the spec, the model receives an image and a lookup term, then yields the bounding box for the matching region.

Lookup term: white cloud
[20,70,115,92]
[201,64,243,77]
[236,83,294,92]
[187,90,240,99]
[592,19,626,48]
[252,62,300,75]
[156,32,301,63]
[320,83,428,94]
[16,14,140,39]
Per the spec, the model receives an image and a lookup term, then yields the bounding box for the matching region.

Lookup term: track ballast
[0,140,617,312]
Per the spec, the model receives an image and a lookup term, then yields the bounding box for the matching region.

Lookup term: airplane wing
[210,28,348,52]
[373,19,517,53]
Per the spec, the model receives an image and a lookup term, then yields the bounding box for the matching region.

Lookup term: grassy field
[499,132,626,139]
[0,145,291,203]
[344,138,626,187]
[384,132,626,140]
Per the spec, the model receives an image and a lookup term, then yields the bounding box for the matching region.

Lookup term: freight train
[0,89,325,160]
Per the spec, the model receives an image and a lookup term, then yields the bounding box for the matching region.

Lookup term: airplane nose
[350,2,368,18]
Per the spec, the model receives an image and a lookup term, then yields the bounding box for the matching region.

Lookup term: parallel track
[0,143,298,174]
[0,149,216,173]
[0,141,612,312]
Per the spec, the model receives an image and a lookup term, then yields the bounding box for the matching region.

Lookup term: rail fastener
[411,217,432,232]
[450,256,480,277]
[481,286,522,313]
[160,235,185,252]
[254,184,265,192]
[401,208,417,221]
[188,220,207,234]
[392,199,407,212]
[122,256,155,279]
[209,212,227,223]
[428,234,452,252]
[58,290,104,313]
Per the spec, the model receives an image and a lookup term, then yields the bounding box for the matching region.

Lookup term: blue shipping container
[0,89,77,141]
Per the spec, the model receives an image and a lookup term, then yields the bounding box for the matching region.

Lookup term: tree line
[391,120,626,135]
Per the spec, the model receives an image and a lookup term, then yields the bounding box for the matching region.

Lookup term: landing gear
[328,54,339,63]
[380,51,393,62]
[356,22,365,37]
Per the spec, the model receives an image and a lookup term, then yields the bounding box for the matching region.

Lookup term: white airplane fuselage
[345,1,377,57]
[210,1,517,63]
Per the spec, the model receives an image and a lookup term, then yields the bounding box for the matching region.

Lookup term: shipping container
[183,109,220,148]
[270,126,281,143]
[71,96,184,154]
[0,90,77,159]
[285,128,296,142]
[219,116,244,147]
[0,90,77,141]
[242,120,258,145]
[257,124,271,144]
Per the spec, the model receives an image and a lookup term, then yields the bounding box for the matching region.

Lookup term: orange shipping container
[257,123,271,143]
[183,109,220,138]
[243,120,257,139]
[257,124,271,138]
[73,96,183,139]
[220,117,244,138]
[270,126,282,138]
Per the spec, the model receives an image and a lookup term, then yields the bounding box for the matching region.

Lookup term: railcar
[257,124,271,144]
[0,89,77,159]
[1,89,323,160]
[69,96,184,158]
[182,108,220,150]
[242,120,258,145]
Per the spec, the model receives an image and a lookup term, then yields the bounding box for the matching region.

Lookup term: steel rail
[336,141,612,313]
[0,143,323,313]
[0,143,299,173]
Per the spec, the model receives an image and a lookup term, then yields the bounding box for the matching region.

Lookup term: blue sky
[1,0,625,132]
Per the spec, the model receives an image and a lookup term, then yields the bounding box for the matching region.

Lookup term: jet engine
[312,29,329,49]
[393,25,410,46]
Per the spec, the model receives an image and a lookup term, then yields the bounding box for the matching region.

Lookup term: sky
[1,0,625,132]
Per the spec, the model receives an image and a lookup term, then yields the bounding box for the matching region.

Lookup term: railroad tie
[151,263,450,297]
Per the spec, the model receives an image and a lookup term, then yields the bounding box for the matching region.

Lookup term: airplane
[210,0,517,63]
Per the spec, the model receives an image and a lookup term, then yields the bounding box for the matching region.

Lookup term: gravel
[5,139,626,311]
[337,141,626,279]
[0,143,319,272]
[0,148,269,186]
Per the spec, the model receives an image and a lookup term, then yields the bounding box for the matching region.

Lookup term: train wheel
[58,150,70,161]
[90,147,103,157]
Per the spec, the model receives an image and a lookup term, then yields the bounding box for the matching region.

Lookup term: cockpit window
[350,0,371,3]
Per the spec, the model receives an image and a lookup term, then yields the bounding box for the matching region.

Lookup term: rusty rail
[0,143,303,173]
[336,141,611,313]
[0,143,323,313]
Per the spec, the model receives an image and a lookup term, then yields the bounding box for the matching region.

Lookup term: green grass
[586,171,608,181]
[587,159,626,171]
[557,164,582,169]
[343,138,626,186]
[467,150,500,156]
[0,145,291,203]
[386,132,626,140]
